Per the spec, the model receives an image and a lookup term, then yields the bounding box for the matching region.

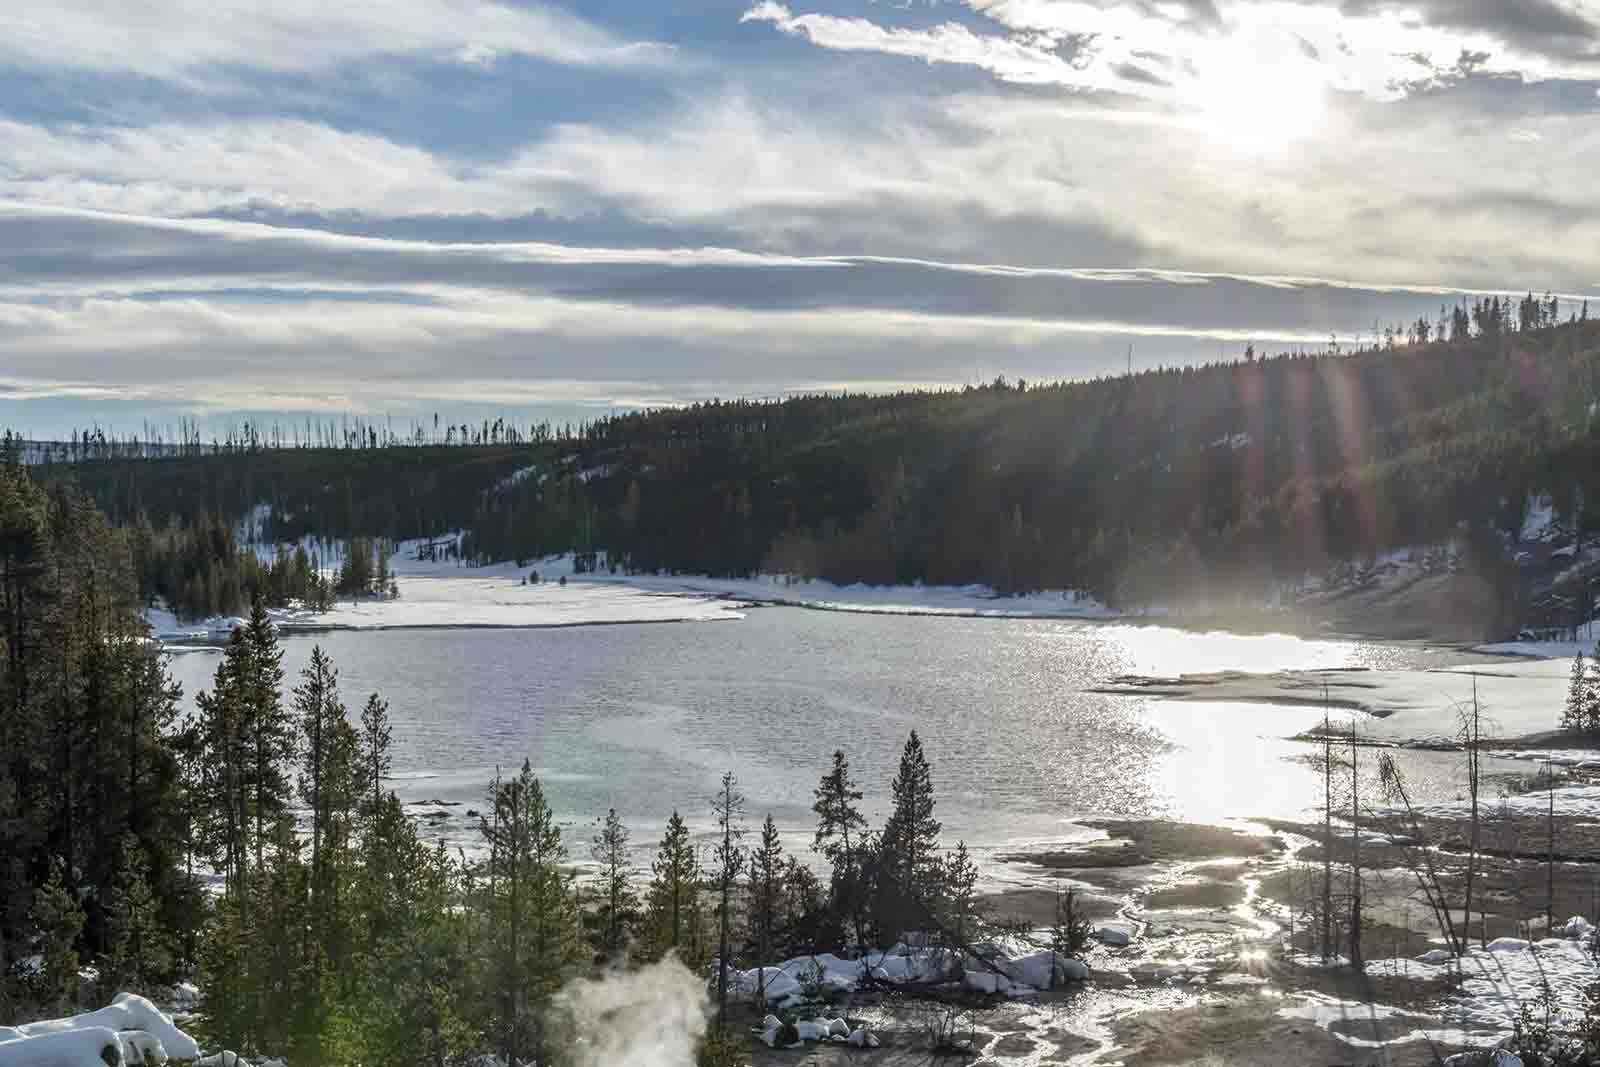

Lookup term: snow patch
[3,992,200,1066]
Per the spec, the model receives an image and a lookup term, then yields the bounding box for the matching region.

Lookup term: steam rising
[554,956,709,1067]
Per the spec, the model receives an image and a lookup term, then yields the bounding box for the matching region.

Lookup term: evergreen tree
[478,759,580,1067]
[100,834,171,997]
[938,841,980,948]
[711,772,746,1031]
[338,797,475,1067]
[747,814,784,1002]
[1564,651,1589,733]
[242,598,292,878]
[294,645,360,969]
[812,749,867,946]
[193,632,250,901]
[879,730,941,931]
[28,859,85,1015]
[589,808,635,959]
[359,693,392,821]
[645,811,704,965]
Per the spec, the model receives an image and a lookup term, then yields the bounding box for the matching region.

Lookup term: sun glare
[1186,31,1329,154]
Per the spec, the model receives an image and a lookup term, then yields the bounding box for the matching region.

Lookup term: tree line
[22,307,1600,629]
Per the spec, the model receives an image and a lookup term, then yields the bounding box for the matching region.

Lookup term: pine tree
[194,630,251,901]
[242,598,292,879]
[645,811,703,965]
[478,759,580,1067]
[1049,888,1091,975]
[1588,643,1600,734]
[812,749,867,947]
[359,693,392,820]
[711,772,746,1032]
[590,807,635,958]
[747,814,784,1002]
[938,841,980,948]
[1564,652,1588,733]
[28,859,85,1015]
[100,834,171,997]
[294,645,360,968]
[880,731,941,931]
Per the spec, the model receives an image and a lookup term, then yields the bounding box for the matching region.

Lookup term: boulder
[1095,925,1132,946]
[1001,949,1085,988]
[795,1020,831,1042]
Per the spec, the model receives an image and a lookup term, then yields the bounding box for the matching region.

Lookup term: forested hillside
[24,299,1600,631]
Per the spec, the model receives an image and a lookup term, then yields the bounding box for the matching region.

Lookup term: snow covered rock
[963,971,1013,995]
[1487,937,1531,953]
[1417,948,1454,965]
[1000,950,1087,988]
[0,1026,125,1067]
[1443,1053,1523,1067]
[1095,925,1132,946]
[3,993,201,1066]
[1562,916,1594,940]
[795,1020,831,1041]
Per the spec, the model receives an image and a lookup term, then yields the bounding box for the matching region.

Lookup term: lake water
[164,606,1495,884]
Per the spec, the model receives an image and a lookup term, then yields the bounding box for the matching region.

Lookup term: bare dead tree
[1378,753,1464,956]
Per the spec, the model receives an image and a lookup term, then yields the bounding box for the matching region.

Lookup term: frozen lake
[164,606,1499,882]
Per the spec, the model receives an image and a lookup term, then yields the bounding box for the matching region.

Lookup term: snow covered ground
[145,541,747,640]
[1112,656,1579,745]
[471,547,1116,621]
[144,535,1119,640]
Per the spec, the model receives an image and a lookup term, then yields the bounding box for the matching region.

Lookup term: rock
[848,1029,869,1048]
[1000,949,1084,988]
[1095,925,1132,946]
[795,1020,831,1041]
[963,970,1012,995]
[1487,937,1531,953]
[761,1015,781,1031]
[1417,948,1453,965]
[827,1017,850,1038]
[1563,916,1594,940]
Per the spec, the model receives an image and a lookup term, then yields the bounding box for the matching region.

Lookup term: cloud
[743,0,1600,105]
[0,0,673,84]
[740,3,1108,88]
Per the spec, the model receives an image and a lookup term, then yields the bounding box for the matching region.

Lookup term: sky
[3,0,1599,437]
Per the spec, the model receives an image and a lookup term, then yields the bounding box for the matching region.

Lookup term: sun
[1186,31,1330,155]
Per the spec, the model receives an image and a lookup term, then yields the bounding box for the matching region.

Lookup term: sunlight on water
[1095,625,1361,677]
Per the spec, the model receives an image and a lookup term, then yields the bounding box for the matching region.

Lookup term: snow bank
[1133,656,1581,745]
[0,1026,126,1067]
[408,542,1114,622]
[2,993,200,1065]
[1406,783,1600,821]
[1369,918,1600,1036]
